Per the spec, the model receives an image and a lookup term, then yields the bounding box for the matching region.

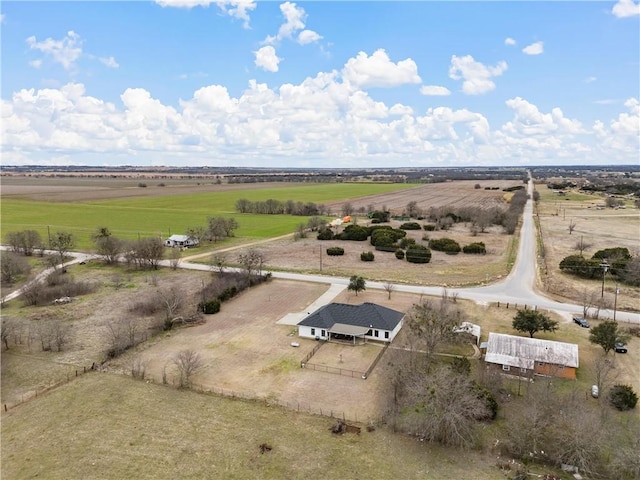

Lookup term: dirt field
[108,280,432,422]
[226,220,513,286]
[535,185,640,312]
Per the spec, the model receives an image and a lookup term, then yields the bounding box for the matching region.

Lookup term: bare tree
[50,320,71,352]
[157,286,184,330]
[574,236,593,256]
[1,317,18,350]
[173,349,203,388]
[210,254,227,276]
[341,202,353,217]
[593,354,619,396]
[568,219,577,235]
[383,281,395,300]
[406,298,464,370]
[169,247,182,270]
[94,235,123,265]
[238,249,265,279]
[580,287,600,318]
[398,366,490,448]
[130,356,148,380]
[0,251,31,284]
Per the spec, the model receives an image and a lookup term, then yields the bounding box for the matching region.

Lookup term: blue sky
[1,1,639,168]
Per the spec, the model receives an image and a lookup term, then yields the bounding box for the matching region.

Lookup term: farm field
[1,178,520,252]
[534,183,640,313]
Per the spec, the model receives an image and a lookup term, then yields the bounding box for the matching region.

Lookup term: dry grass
[535,185,640,312]
[1,373,507,480]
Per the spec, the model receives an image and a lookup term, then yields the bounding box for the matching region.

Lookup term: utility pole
[600,260,609,298]
[613,284,619,322]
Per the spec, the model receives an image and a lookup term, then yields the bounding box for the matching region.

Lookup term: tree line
[235,198,329,216]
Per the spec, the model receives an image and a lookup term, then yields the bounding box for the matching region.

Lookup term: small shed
[165,234,199,248]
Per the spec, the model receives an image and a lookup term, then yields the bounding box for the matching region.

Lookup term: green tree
[348,275,366,296]
[609,384,638,411]
[50,231,75,268]
[512,309,558,338]
[589,320,619,355]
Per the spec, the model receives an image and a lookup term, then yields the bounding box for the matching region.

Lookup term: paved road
[3,182,639,324]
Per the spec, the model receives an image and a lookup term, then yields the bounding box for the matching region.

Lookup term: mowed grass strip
[1,373,504,480]
[1,183,414,250]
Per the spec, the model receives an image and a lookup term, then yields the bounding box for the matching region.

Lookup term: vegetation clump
[360,251,375,262]
[429,238,461,254]
[326,247,345,256]
[405,245,431,264]
[463,242,486,254]
[400,222,422,230]
[609,384,638,411]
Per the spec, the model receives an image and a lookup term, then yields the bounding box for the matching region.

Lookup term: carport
[329,323,369,345]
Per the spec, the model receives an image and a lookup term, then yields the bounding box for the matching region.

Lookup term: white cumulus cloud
[342,49,421,88]
[155,0,256,27]
[420,85,451,96]
[254,46,282,72]
[612,0,640,17]
[265,1,307,44]
[522,41,544,55]
[297,29,322,45]
[504,37,516,46]
[26,30,83,70]
[503,97,583,136]
[99,56,119,68]
[448,55,507,95]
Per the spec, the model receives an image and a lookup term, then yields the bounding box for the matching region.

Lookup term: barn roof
[485,333,579,369]
[298,303,404,331]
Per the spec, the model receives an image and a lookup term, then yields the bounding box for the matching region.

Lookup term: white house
[298,302,404,344]
[165,234,199,248]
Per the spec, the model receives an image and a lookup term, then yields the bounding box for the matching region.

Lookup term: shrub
[370,229,397,248]
[326,247,345,256]
[559,254,600,279]
[399,238,416,249]
[199,300,221,314]
[369,210,390,223]
[400,222,422,230]
[338,224,369,241]
[423,224,436,231]
[217,286,238,302]
[473,383,498,420]
[463,242,486,254]
[317,228,334,240]
[360,251,375,262]
[609,384,638,411]
[375,245,397,252]
[395,249,405,260]
[429,238,461,254]
[137,182,147,188]
[406,245,431,263]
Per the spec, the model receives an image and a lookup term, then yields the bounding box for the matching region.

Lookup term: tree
[50,231,75,268]
[512,309,559,338]
[169,247,182,270]
[398,366,491,448]
[341,202,353,217]
[306,216,326,231]
[1,317,18,350]
[5,230,42,256]
[173,349,203,388]
[574,236,593,256]
[589,320,619,355]
[0,251,31,284]
[185,226,206,244]
[609,384,638,411]
[383,281,395,300]
[94,235,122,264]
[347,275,366,296]
[568,218,577,235]
[238,249,265,279]
[210,254,227,276]
[405,201,419,218]
[621,256,640,287]
[157,286,184,330]
[406,299,462,369]
[131,237,164,269]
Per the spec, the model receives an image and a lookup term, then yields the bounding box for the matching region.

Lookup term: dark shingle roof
[298,303,404,331]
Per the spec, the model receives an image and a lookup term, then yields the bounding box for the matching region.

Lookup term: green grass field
[1,183,413,250]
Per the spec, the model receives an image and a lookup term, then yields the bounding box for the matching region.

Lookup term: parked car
[573,316,590,328]
[615,342,628,353]
[591,385,599,398]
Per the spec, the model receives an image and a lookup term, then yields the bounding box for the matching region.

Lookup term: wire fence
[3,363,97,412]
[302,362,365,379]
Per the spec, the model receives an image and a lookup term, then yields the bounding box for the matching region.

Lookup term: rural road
[3,181,639,325]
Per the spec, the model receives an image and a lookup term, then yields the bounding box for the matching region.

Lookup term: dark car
[573,316,590,328]
[615,342,628,354]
